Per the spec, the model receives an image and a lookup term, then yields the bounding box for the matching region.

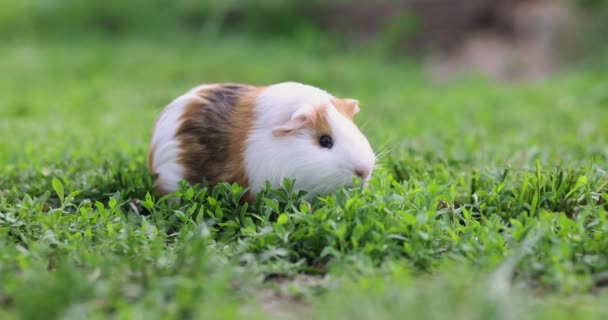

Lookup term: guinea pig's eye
[319,135,333,149]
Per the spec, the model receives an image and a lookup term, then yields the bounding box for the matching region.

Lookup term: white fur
[244,82,376,198]
[149,84,216,193]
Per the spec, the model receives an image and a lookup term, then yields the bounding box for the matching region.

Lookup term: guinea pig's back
[147,84,256,195]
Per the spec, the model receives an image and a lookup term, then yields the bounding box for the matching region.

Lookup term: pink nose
[354,167,370,179]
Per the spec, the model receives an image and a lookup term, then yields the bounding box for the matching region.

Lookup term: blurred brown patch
[315,0,574,82]
[427,0,572,82]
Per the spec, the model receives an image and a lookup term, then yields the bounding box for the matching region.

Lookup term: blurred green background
[3,0,607,65]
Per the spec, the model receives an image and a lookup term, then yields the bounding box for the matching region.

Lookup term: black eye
[319,135,333,149]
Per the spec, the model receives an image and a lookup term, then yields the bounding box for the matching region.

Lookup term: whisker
[374,148,394,162]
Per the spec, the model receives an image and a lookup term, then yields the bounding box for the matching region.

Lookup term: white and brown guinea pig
[147,81,376,201]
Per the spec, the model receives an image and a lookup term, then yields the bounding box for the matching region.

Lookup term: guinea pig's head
[269,98,376,197]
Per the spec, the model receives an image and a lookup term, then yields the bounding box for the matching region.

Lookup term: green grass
[1,35,608,319]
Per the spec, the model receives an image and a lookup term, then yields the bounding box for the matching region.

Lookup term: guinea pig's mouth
[333,167,370,188]
[310,168,369,192]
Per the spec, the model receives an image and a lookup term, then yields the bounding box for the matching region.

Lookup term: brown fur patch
[173,84,261,202]
[308,105,333,145]
[227,87,263,189]
[331,98,357,120]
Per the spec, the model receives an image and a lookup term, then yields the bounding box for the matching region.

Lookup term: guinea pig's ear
[344,99,360,114]
[331,98,360,120]
[272,104,316,137]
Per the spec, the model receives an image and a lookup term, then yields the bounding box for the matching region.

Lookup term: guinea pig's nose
[354,167,370,179]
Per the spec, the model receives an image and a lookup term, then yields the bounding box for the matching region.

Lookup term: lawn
[1,34,608,319]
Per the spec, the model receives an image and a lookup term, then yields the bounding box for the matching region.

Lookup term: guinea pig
[147,81,376,201]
